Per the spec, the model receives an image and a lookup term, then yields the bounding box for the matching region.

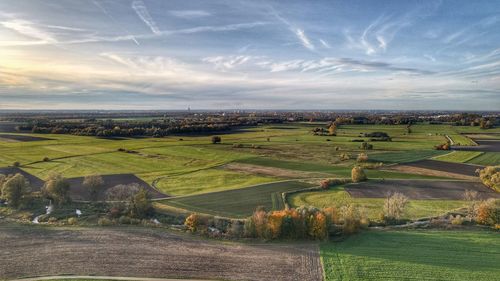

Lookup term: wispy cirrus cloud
[0,19,57,44]
[268,6,315,51]
[132,0,161,35]
[170,10,211,19]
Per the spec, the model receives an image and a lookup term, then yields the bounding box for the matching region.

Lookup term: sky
[0,0,499,110]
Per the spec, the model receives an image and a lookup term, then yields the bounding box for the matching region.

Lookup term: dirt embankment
[0,224,323,281]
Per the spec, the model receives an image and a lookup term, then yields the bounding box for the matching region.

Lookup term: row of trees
[0,173,152,221]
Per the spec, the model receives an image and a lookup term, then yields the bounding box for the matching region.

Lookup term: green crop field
[369,150,448,164]
[289,186,465,220]
[433,151,484,163]
[159,181,313,217]
[150,168,280,196]
[321,230,500,281]
[466,152,500,166]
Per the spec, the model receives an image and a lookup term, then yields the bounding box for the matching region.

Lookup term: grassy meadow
[321,230,500,281]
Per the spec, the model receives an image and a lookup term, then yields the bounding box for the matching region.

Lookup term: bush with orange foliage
[309,212,328,240]
[184,213,199,232]
[476,199,500,226]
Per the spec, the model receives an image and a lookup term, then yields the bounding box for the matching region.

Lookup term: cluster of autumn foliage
[185,204,369,240]
[478,166,500,192]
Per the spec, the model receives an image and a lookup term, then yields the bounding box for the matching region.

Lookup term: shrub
[67,217,78,225]
[478,166,500,192]
[83,175,104,201]
[211,136,221,144]
[228,220,244,238]
[463,190,479,217]
[118,215,131,224]
[1,173,31,209]
[251,144,261,149]
[435,143,450,150]
[129,189,152,219]
[476,199,500,226]
[48,217,58,223]
[383,192,409,221]
[339,153,350,161]
[451,215,464,225]
[309,212,328,240]
[12,161,20,167]
[360,142,373,150]
[43,157,50,162]
[98,217,113,226]
[357,153,368,163]
[340,204,362,234]
[42,173,71,206]
[351,166,367,182]
[185,213,199,232]
[232,143,243,148]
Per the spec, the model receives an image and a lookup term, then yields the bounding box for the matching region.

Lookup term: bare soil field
[0,224,323,281]
[385,165,477,180]
[345,179,499,200]
[452,139,500,152]
[0,167,45,191]
[400,160,483,177]
[67,174,167,201]
[0,134,52,142]
[222,163,328,179]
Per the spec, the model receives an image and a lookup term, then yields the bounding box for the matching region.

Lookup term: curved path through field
[0,223,323,281]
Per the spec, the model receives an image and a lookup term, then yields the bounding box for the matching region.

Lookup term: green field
[433,151,483,163]
[369,150,448,164]
[151,168,280,196]
[289,186,465,220]
[466,152,500,166]
[321,230,500,281]
[160,181,313,217]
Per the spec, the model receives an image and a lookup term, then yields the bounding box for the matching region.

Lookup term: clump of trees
[105,183,152,219]
[184,204,369,240]
[42,173,71,206]
[320,178,350,190]
[83,175,104,201]
[211,136,221,144]
[0,173,31,209]
[351,166,367,182]
[478,166,499,192]
[363,132,392,141]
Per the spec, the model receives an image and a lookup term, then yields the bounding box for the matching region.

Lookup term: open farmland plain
[1,122,499,280]
[0,123,499,218]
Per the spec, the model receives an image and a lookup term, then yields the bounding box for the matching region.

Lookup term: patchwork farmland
[0,121,499,280]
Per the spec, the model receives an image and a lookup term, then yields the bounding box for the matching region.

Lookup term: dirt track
[345,179,500,199]
[0,224,323,281]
